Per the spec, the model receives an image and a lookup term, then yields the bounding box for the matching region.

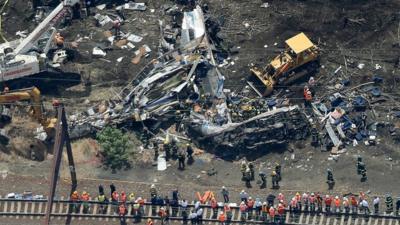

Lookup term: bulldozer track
[0,197,399,225]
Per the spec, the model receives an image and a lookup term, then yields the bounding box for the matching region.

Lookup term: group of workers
[70,183,400,225]
[141,127,195,171]
[240,160,281,189]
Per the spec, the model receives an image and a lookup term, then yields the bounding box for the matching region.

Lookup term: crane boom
[14,0,80,55]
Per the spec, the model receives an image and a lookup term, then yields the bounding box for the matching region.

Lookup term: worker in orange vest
[325,195,332,213]
[224,203,232,222]
[112,191,119,213]
[350,195,358,213]
[218,211,226,225]
[158,207,167,225]
[120,191,127,203]
[239,201,247,221]
[261,202,268,222]
[81,191,90,213]
[210,197,218,219]
[277,203,285,223]
[269,206,276,223]
[333,196,341,213]
[247,197,255,220]
[70,191,80,213]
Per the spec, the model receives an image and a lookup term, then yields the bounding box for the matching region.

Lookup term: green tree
[96,127,132,172]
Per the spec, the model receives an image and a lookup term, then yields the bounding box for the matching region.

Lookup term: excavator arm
[0,87,45,125]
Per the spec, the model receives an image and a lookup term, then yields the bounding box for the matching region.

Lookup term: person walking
[373,196,380,214]
[385,194,394,214]
[221,186,229,203]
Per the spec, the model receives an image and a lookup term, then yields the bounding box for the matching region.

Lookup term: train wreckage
[68,6,310,153]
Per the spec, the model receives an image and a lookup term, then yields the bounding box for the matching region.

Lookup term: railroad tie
[58,197,63,220]
[367,217,372,225]
[9,201,14,218]
[312,213,317,225]
[51,200,56,220]
[326,214,331,225]
[285,212,290,224]
[105,203,111,222]
[92,199,98,221]
[319,213,325,225]
[30,201,36,220]
[3,199,7,218]
[16,201,21,219]
[347,215,352,225]
[23,201,28,219]
[374,217,379,225]
[305,213,311,224]
[354,216,359,225]
[395,218,399,225]
[361,217,366,225]
[37,202,43,219]
[299,212,304,224]
[381,213,386,225]
[339,215,345,225]
[388,217,393,225]
[207,207,214,225]
[79,200,84,220]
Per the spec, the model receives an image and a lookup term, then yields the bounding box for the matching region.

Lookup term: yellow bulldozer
[250,32,320,96]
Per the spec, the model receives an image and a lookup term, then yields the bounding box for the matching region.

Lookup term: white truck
[0,0,81,83]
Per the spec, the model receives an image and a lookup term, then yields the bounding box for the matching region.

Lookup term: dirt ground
[0,0,400,208]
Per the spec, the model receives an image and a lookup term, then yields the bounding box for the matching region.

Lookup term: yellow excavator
[250,32,320,96]
[0,87,57,137]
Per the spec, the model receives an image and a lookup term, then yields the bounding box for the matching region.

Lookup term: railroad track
[0,198,399,225]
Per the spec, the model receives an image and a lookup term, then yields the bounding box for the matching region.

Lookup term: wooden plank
[340,215,345,225]
[37,202,43,219]
[347,216,352,225]
[9,202,14,218]
[16,202,21,219]
[92,199,98,221]
[381,213,386,225]
[285,212,290,224]
[299,212,304,224]
[388,218,393,225]
[79,201,83,220]
[105,203,111,222]
[23,201,28,219]
[312,214,317,225]
[319,214,324,225]
[374,218,380,225]
[326,216,331,225]
[306,214,311,224]
[30,202,36,220]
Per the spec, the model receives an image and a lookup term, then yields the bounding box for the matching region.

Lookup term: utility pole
[44,105,77,225]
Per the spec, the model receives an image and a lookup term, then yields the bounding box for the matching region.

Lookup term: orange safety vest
[334,199,340,207]
[350,197,357,206]
[71,193,79,201]
[218,213,226,222]
[269,207,275,217]
[81,194,89,201]
[261,205,268,212]
[239,204,247,212]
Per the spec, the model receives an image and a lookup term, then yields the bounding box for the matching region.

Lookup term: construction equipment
[0,87,57,137]
[250,32,320,96]
[0,0,81,83]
